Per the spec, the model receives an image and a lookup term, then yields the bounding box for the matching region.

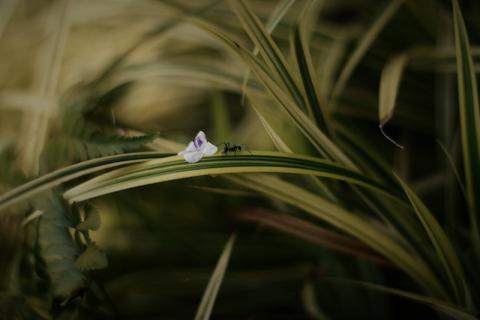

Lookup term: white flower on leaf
[178,131,218,163]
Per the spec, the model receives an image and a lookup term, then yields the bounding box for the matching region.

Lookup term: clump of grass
[0,0,479,318]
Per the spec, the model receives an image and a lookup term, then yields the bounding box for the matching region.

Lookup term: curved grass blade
[452,0,480,250]
[118,61,264,94]
[396,174,468,305]
[194,234,236,320]
[331,0,404,99]
[323,278,476,320]
[229,174,448,301]
[241,0,295,103]
[292,17,332,135]
[378,54,408,149]
[229,0,306,112]
[63,152,403,204]
[188,18,356,168]
[0,152,170,212]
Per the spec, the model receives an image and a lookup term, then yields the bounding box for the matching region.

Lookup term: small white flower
[178,131,218,163]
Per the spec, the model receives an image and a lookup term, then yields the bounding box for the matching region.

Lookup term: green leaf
[291,18,332,135]
[241,0,295,101]
[0,152,170,212]
[36,194,84,297]
[396,174,468,305]
[229,0,305,112]
[194,234,236,320]
[452,0,480,247]
[229,174,448,301]
[190,19,355,167]
[62,152,403,204]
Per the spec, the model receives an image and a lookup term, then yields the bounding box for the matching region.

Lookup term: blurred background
[1,0,480,319]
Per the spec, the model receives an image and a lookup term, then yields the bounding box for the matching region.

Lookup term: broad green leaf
[378,54,408,148]
[229,174,448,300]
[452,0,480,246]
[396,174,468,305]
[331,0,404,99]
[37,194,84,297]
[324,278,476,320]
[62,152,403,204]
[194,234,236,320]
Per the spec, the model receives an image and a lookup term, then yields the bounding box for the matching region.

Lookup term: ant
[218,142,251,155]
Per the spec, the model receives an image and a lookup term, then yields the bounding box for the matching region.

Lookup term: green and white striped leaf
[0,152,170,212]
[291,6,332,134]
[241,0,295,101]
[189,19,355,168]
[229,0,305,111]
[63,152,402,204]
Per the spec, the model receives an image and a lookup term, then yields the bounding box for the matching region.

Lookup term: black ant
[218,142,251,155]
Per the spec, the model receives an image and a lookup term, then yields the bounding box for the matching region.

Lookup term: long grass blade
[189,19,355,168]
[241,0,295,102]
[229,174,448,300]
[229,0,306,111]
[452,0,480,251]
[396,174,468,305]
[63,152,402,204]
[0,152,170,212]
[194,234,236,320]
[291,4,332,135]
